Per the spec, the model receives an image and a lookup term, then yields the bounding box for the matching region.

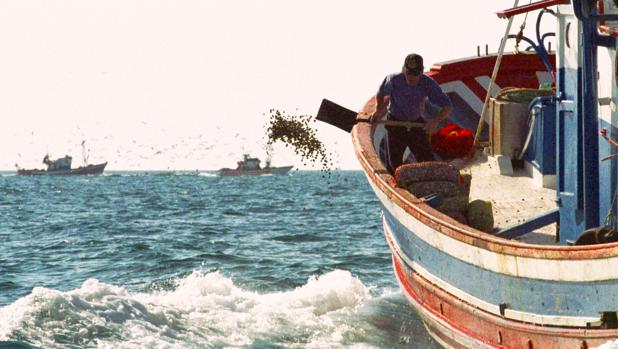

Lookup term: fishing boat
[16,154,107,176]
[16,141,106,176]
[216,154,293,176]
[318,1,618,348]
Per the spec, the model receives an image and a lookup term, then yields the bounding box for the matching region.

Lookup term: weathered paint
[349,51,618,346]
[345,1,618,346]
[393,250,618,348]
[374,178,618,283]
[381,209,609,324]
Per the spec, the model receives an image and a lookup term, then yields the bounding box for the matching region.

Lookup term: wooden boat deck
[456,152,559,245]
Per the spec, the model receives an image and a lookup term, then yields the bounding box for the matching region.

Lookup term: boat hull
[349,52,618,348]
[387,223,618,349]
[17,162,107,176]
[216,166,293,176]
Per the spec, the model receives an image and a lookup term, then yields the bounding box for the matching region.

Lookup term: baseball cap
[403,53,424,76]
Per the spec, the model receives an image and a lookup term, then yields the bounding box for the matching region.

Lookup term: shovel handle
[357,118,425,130]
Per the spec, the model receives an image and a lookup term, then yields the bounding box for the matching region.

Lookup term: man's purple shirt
[378,73,451,121]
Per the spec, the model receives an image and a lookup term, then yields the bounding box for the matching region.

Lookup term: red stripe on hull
[422,318,483,349]
[352,85,618,260]
[428,53,554,94]
[461,77,490,102]
[392,252,618,348]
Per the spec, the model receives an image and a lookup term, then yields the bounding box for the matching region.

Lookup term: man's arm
[426,105,451,135]
[425,78,452,135]
[371,92,388,122]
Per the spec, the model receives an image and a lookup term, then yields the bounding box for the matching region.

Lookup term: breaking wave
[0,270,390,349]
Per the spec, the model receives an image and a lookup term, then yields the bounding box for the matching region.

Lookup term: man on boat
[371,53,452,172]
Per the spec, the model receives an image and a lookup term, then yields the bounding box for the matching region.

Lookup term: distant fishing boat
[16,141,106,176]
[16,154,107,176]
[318,1,618,348]
[217,154,292,176]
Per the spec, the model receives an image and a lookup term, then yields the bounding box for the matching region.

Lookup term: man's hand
[425,118,441,136]
[371,108,387,123]
[426,106,452,135]
[371,93,387,123]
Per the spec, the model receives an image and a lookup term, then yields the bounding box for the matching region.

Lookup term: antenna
[81,140,89,165]
[264,142,273,168]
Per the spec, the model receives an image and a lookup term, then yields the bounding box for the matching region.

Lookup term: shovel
[316,99,424,132]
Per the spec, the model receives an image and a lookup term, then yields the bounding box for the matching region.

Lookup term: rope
[470,0,521,157]
[514,0,533,53]
[601,128,618,229]
[604,185,618,229]
[600,128,618,148]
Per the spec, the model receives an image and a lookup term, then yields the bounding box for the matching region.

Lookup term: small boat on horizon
[17,140,107,176]
[16,154,106,176]
[216,154,292,176]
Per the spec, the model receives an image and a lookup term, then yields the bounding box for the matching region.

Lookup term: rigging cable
[471,0,521,156]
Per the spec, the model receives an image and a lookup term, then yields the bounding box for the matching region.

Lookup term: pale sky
[0,0,553,170]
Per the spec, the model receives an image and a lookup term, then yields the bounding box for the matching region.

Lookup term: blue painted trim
[595,34,616,49]
[383,209,618,318]
[572,0,618,21]
[588,14,618,21]
[556,67,587,244]
[577,67,585,212]
[572,0,587,20]
[523,96,557,174]
[557,70,565,195]
[495,208,559,239]
[581,19,601,229]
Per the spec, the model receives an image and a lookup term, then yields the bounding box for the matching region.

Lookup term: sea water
[0,171,438,349]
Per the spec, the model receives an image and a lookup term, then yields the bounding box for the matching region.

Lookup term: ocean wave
[0,269,379,349]
[595,340,618,349]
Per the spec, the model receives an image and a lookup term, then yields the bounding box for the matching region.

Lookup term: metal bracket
[558,99,575,113]
[595,34,617,48]
[598,97,612,106]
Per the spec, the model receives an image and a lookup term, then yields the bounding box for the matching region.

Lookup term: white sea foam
[0,269,379,348]
[198,172,217,177]
[595,340,618,349]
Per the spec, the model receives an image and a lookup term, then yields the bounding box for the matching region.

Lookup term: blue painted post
[581,18,600,229]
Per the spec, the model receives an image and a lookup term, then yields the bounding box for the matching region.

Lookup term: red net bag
[431,123,474,159]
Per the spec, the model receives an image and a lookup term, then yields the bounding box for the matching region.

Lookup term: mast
[556,0,617,242]
[81,140,89,166]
